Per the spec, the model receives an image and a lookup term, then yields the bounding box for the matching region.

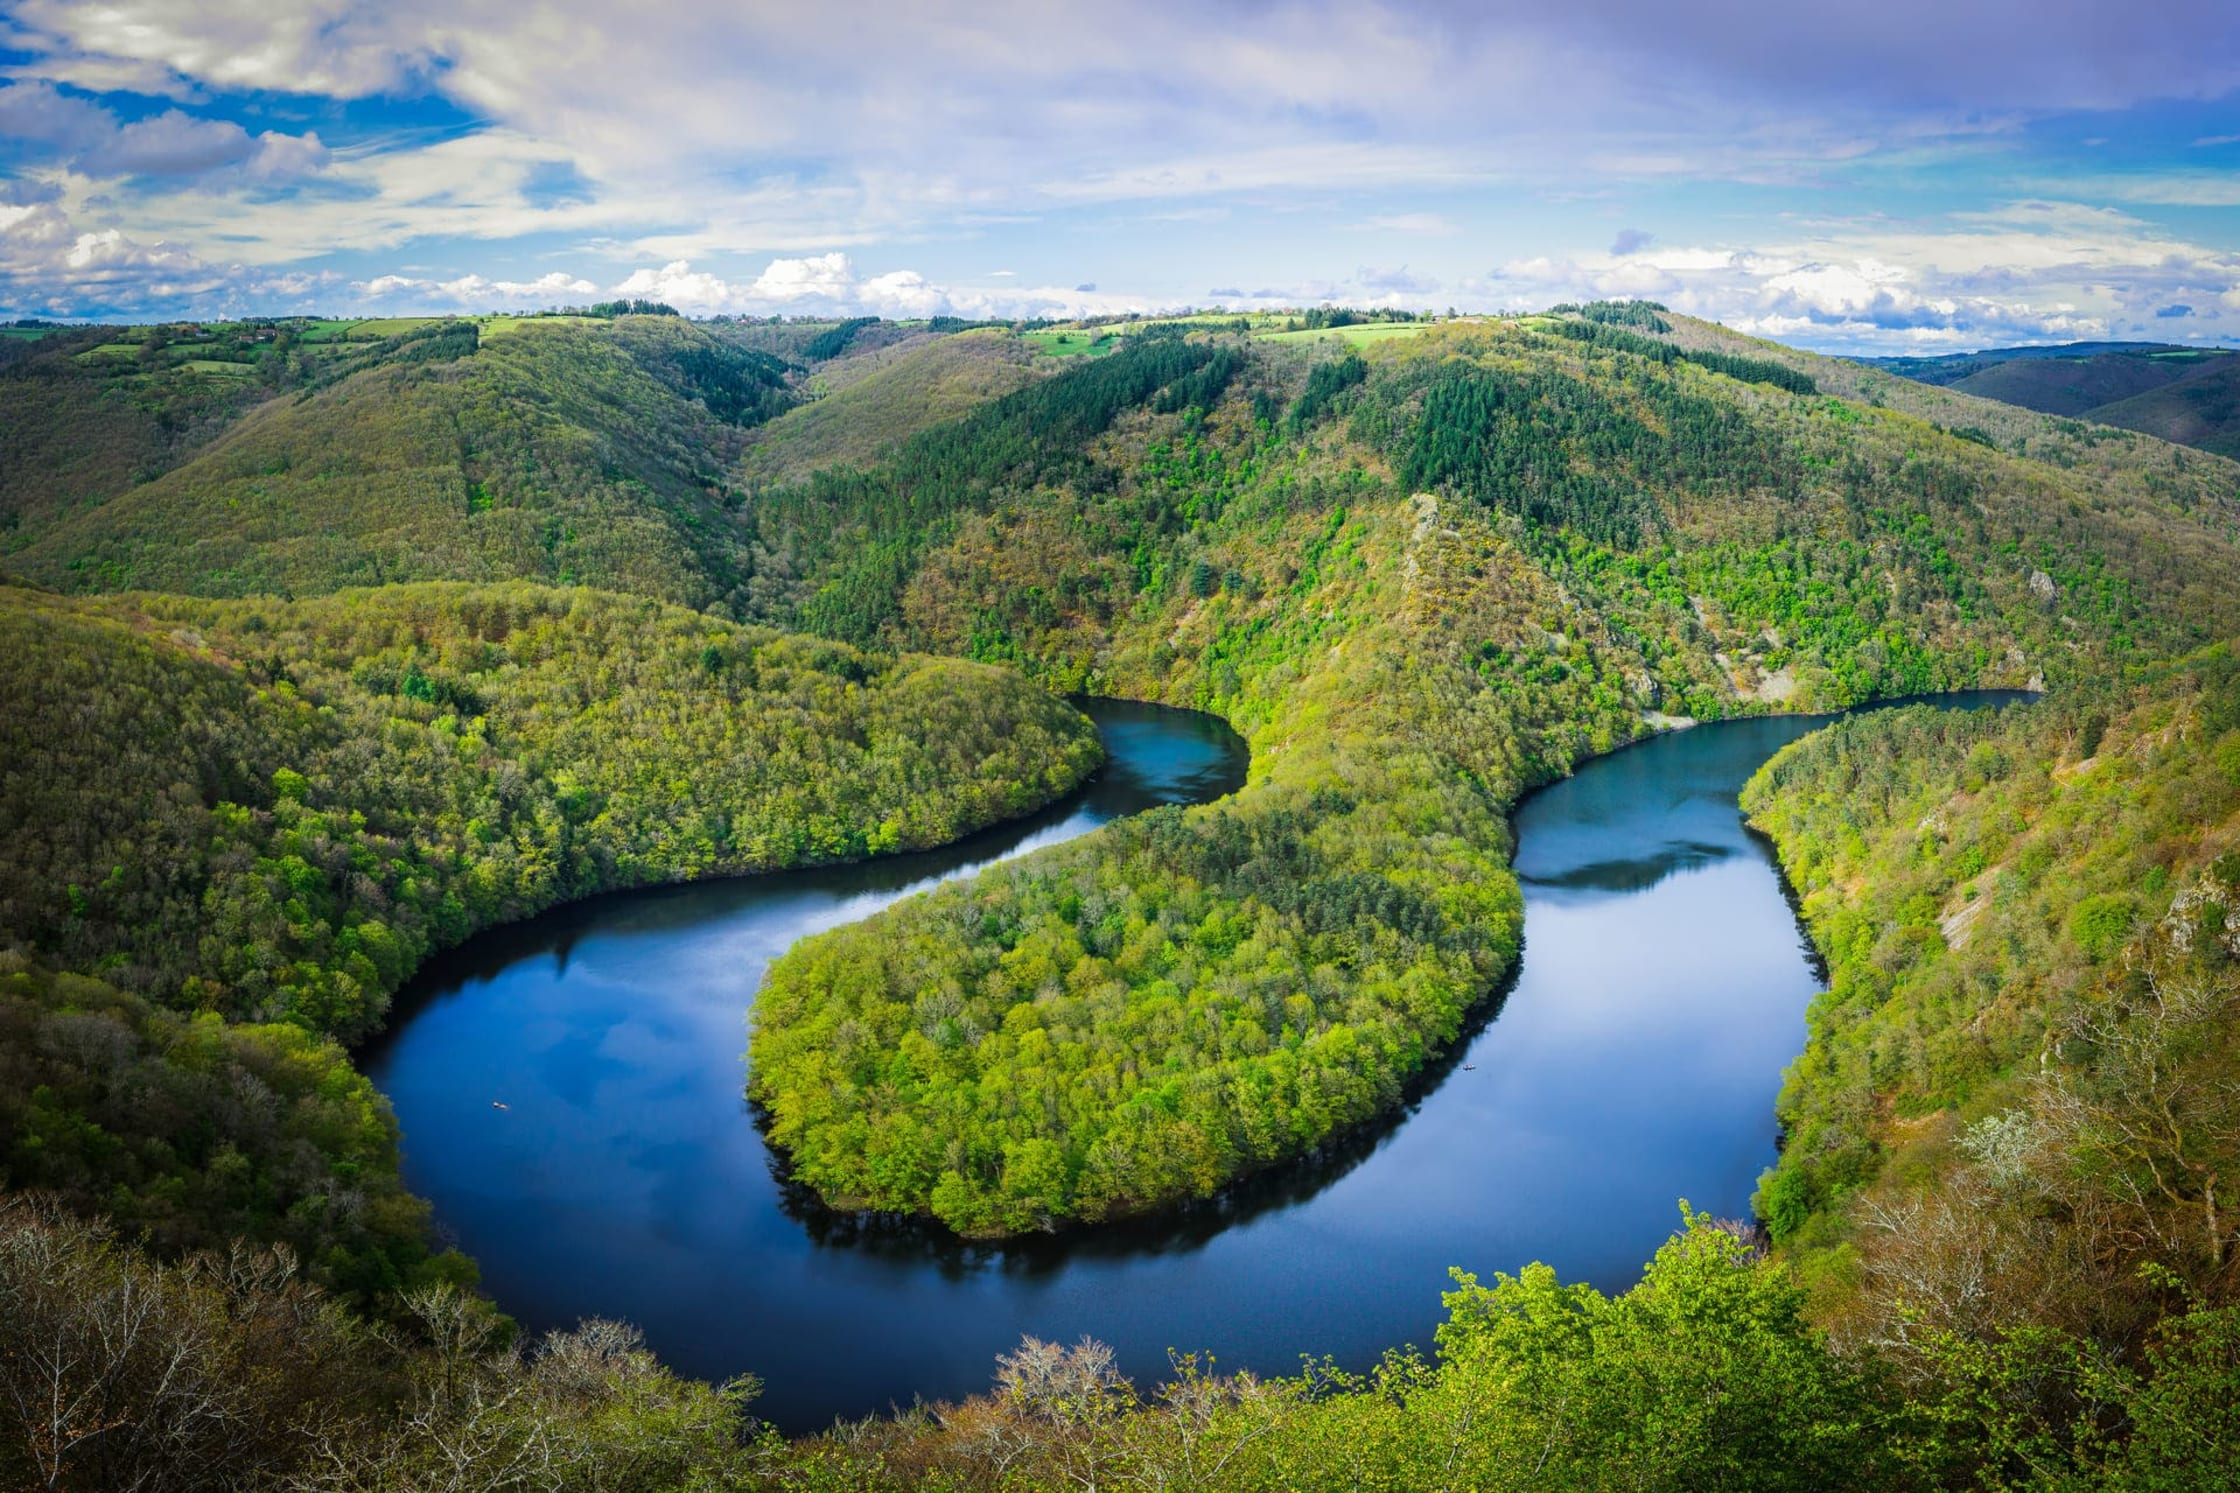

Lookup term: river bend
[367,692,2025,1428]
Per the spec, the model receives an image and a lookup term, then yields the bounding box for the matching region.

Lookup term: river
[365,691,2028,1429]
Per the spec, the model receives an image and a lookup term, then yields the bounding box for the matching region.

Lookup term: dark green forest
[9,305,2240,1486]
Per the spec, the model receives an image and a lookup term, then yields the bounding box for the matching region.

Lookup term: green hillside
[4,317,792,609]
[742,327,1049,486]
[1861,341,2240,457]
[1743,647,2240,1369]
[2089,354,2240,458]
[0,323,278,543]
[0,581,1098,1043]
[742,315,2240,1233]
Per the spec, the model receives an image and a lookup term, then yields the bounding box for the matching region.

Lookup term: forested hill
[0,578,1099,1305]
[740,314,2240,1234]
[0,315,1074,611]
[11,310,2239,1236]
[3,317,790,608]
[1742,647,2240,1404]
[1859,341,2240,458]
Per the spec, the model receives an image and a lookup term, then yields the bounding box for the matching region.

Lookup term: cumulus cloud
[0,2,2234,342]
[0,80,326,181]
[857,269,944,317]
[1480,204,2240,350]
[610,260,748,310]
[357,269,601,305]
[750,252,855,300]
[0,196,235,313]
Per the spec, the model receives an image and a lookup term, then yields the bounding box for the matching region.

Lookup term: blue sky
[1,0,2236,352]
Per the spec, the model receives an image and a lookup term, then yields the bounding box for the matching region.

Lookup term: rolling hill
[1864,340,2240,456]
[3,317,786,608]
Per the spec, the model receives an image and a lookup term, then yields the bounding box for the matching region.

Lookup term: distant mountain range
[1861,340,2240,457]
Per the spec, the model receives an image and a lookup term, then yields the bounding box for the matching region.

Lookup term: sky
[1,0,2237,352]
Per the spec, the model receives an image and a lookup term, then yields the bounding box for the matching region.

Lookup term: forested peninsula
[7,304,2240,1487]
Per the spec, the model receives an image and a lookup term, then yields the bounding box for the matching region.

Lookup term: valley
[4,302,2240,1488]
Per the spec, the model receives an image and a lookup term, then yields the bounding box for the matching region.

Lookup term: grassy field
[1023,329,1117,357]
[0,326,70,341]
[291,317,444,344]
[1255,322,1438,346]
[745,329,1046,486]
[346,317,442,339]
[478,314,599,340]
[179,359,257,375]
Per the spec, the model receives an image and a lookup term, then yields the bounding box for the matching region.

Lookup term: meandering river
[366,691,2028,1430]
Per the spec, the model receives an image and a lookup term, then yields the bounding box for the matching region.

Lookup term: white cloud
[0,196,237,313]
[1480,204,2240,351]
[749,252,855,301]
[589,254,1163,319]
[246,130,331,179]
[356,269,600,305]
[0,1,2232,340]
[1354,213,1460,236]
[858,269,944,317]
[0,81,326,181]
[8,0,424,99]
[611,259,748,310]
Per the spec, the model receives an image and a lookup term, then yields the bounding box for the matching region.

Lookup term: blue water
[365,691,2029,1429]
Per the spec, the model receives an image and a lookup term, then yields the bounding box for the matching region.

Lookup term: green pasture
[1255,322,1438,346]
[1024,330,1117,357]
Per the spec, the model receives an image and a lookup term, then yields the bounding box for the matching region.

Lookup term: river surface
[367,691,2029,1429]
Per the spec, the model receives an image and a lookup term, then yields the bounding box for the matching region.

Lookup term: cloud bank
[0,1,2231,347]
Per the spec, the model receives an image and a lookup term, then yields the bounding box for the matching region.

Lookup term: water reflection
[1521,841,1736,894]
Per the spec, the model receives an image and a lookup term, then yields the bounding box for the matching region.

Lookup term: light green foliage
[754,623,1532,1232]
[1742,651,2240,1331]
[0,582,1099,1042]
[1254,321,1437,345]
[756,1211,1896,1490]
[0,1199,1907,1491]
[1022,329,1116,357]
